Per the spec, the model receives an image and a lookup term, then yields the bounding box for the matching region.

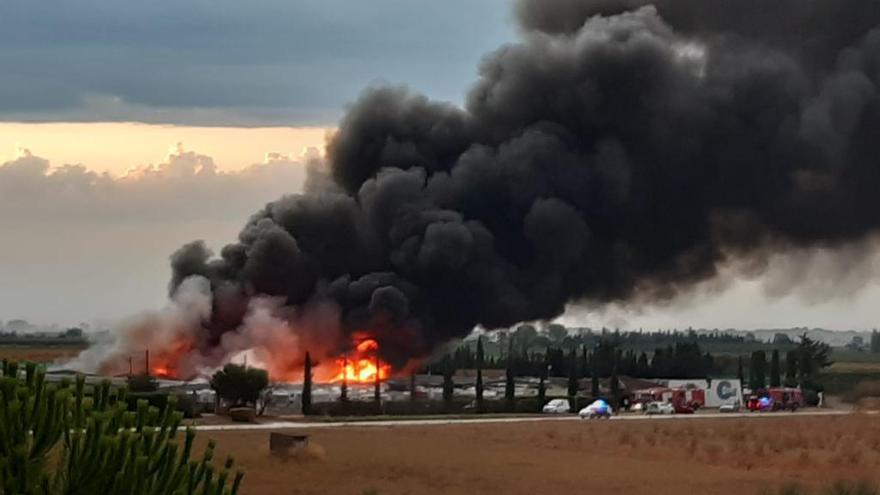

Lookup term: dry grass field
[195,414,880,495]
[0,345,85,363]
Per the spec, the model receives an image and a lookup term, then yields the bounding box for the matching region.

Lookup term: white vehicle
[542,398,571,414]
[719,401,740,413]
[644,401,675,415]
[579,400,613,419]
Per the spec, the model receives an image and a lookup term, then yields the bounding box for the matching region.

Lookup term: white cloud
[0,146,314,324]
[0,145,315,223]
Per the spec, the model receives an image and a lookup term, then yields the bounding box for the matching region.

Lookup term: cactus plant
[0,361,244,495]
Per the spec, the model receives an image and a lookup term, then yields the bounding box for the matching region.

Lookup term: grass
[763,481,878,495]
[299,413,534,423]
[199,414,880,495]
[831,350,880,364]
[0,345,85,363]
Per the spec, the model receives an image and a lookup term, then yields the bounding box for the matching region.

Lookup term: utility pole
[145,350,150,376]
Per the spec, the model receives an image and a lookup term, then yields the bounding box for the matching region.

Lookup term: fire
[152,366,171,378]
[147,339,193,379]
[332,337,391,383]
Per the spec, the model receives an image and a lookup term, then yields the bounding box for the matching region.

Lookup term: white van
[542,398,571,414]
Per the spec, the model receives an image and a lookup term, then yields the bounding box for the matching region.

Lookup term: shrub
[211,364,269,407]
[126,391,170,411]
[126,374,158,392]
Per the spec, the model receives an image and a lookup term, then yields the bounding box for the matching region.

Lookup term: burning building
[91,0,880,382]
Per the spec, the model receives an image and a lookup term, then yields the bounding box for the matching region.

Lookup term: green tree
[442,358,454,410]
[749,351,767,390]
[62,327,84,339]
[736,355,745,386]
[784,350,798,387]
[340,358,349,402]
[636,352,650,378]
[126,373,158,393]
[797,334,832,387]
[567,349,579,399]
[373,355,381,405]
[871,330,880,353]
[537,350,548,411]
[475,337,484,413]
[504,339,515,403]
[580,345,590,379]
[590,352,600,398]
[547,324,568,344]
[769,349,781,387]
[513,324,537,351]
[610,356,621,410]
[210,364,269,407]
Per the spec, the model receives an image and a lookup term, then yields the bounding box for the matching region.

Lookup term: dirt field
[195,414,880,495]
[0,345,85,363]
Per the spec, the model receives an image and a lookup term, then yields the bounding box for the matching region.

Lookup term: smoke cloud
[100,0,880,379]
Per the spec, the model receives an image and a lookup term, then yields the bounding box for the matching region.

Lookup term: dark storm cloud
[156,0,880,371]
[0,0,512,125]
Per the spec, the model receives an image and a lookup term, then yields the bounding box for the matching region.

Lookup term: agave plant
[0,361,243,495]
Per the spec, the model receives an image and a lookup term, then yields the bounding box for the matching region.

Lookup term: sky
[2,0,880,331]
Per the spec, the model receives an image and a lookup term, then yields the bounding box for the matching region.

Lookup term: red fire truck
[767,387,803,411]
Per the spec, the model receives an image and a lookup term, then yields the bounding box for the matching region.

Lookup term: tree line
[297,333,833,415]
[435,339,715,379]
[743,335,832,390]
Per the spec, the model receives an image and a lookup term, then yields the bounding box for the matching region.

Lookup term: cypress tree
[784,350,798,387]
[505,339,515,404]
[374,354,381,405]
[537,348,548,411]
[636,352,650,378]
[567,349,579,397]
[567,349,578,410]
[302,351,313,415]
[610,357,620,410]
[443,357,454,410]
[590,352,600,398]
[475,337,484,413]
[769,349,781,387]
[736,355,745,386]
[581,345,590,379]
[749,350,767,390]
[340,357,348,402]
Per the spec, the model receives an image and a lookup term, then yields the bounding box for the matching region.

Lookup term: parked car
[542,399,571,414]
[719,401,740,413]
[644,401,675,415]
[579,399,613,419]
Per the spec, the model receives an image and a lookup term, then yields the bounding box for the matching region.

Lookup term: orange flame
[147,340,193,379]
[332,337,391,383]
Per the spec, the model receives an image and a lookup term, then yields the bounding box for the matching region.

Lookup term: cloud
[0,145,315,224]
[0,145,317,324]
[0,0,513,126]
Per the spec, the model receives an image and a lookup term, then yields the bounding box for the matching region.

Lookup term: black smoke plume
[119,0,880,378]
